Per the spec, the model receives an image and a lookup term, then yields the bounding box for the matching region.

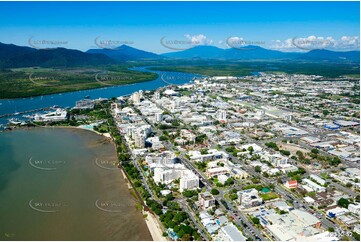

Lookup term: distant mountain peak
[87,44,162,60]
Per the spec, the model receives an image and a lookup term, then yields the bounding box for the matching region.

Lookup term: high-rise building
[155,112,163,123]
[216,110,227,121]
[154,91,160,100]
[179,171,199,192]
[132,92,141,104]
[134,131,145,148]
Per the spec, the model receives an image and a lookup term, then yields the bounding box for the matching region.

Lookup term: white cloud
[270,36,359,52]
[184,34,213,46]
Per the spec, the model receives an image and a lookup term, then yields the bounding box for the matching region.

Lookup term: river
[0,67,201,127]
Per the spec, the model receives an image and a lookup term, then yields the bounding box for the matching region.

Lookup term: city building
[302,178,326,192]
[237,188,263,208]
[74,99,95,109]
[198,192,216,210]
[219,224,247,241]
[284,180,298,189]
[179,171,199,192]
[265,209,321,241]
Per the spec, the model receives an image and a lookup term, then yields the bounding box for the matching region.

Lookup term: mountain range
[0,42,359,68]
[162,45,360,62]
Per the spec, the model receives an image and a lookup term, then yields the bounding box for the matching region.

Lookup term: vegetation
[0,67,157,98]
[260,192,279,201]
[265,142,279,151]
[255,166,262,173]
[210,188,220,195]
[149,60,360,78]
[337,197,350,209]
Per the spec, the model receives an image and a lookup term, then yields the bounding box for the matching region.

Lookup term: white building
[310,174,326,186]
[237,188,263,208]
[348,204,360,215]
[154,166,181,184]
[34,109,67,122]
[219,224,247,241]
[155,112,163,122]
[198,192,216,210]
[154,91,160,100]
[302,179,326,192]
[216,110,227,122]
[266,209,321,241]
[132,92,141,104]
[179,171,199,192]
[134,132,145,148]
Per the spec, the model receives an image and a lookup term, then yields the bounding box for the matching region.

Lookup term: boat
[23,114,34,119]
[8,118,22,125]
[85,95,90,99]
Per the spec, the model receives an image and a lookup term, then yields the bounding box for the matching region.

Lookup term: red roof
[288,180,298,185]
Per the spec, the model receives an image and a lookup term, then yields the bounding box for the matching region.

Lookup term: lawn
[260,192,279,201]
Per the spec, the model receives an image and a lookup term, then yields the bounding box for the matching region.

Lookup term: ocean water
[0,127,152,241]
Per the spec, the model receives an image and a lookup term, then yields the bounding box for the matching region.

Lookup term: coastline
[120,166,166,241]
[6,125,165,241]
[143,211,167,241]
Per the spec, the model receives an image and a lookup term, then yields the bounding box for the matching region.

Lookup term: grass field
[260,192,279,201]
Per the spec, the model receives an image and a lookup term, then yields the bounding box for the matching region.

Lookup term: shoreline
[4,125,166,241]
[119,165,166,241]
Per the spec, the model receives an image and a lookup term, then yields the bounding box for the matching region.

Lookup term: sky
[0,1,359,53]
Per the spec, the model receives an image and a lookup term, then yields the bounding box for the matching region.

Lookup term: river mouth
[0,127,152,241]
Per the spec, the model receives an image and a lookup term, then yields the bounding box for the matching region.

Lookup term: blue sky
[0,1,359,53]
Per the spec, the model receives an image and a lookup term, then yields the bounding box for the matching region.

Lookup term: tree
[255,166,261,173]
[251,217,260,225]
[337,197,350,209]
[323,110,329,116]
[280,150,291,156]
[230,194,238,200]
[263,172,269,178]
[174,213,185,223]
[352,232,360,241]
[210,188,220,195]
[328,227,335,232]
[154,208,163,216]
[181,234,191,241]
[311,148,319,154]
[247,146,254,154]
[296,150,305,160]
